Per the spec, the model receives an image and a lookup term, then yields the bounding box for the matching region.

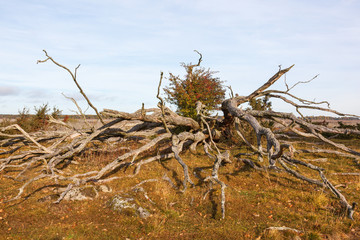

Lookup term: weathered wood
[2,60,359,221]
[102,107,200,130]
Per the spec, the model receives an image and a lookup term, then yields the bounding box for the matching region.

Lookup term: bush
[51,106,62,119]
[33,103,50,130]
[164,63,226,119]
[16,103,62,132]
[16,107,33,132]
[248,96,272,111]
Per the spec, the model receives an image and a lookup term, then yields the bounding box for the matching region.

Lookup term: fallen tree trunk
[1,51,359,221]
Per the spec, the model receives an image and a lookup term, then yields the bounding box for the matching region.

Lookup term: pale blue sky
[1,0,359,116]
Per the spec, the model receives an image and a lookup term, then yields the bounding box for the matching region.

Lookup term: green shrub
[16,103,62,132]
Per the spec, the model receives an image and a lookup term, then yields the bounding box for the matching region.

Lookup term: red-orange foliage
[164,63,226,119]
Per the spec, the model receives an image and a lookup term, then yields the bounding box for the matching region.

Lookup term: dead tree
[1,51,359,220]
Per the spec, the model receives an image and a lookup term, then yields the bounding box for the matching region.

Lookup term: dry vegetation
[1,51,360,239]
[1,137,360,239]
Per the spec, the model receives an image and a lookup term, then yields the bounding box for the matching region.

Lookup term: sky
[1,0,360,116]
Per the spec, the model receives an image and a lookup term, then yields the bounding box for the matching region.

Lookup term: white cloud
[0,0,359,115]
[0,86,20,96]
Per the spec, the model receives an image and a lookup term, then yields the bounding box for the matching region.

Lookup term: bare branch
[156,72,171,134]
[61,93,92,129]
[287,74,319,92]
[266,226,302,233]
[38,50,105,125]
[1,124,51,153]
[245,64,294,103]
[102,107,200,130]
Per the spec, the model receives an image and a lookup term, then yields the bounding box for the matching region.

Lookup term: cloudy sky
[1,0,359,116]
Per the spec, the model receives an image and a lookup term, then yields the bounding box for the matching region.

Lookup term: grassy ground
[1,138,360,239]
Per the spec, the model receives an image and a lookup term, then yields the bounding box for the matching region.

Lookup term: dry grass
[1,138,360,239]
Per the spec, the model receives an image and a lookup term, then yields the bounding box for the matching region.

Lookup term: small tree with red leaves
[164,63,226,119]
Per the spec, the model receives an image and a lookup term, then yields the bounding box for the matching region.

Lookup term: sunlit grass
[1,139,360,239]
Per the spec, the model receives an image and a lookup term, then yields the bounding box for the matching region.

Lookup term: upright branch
[37,50,105,125]
[156,72,171,134]
[244,64,295,103]
[187,50,203,81]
